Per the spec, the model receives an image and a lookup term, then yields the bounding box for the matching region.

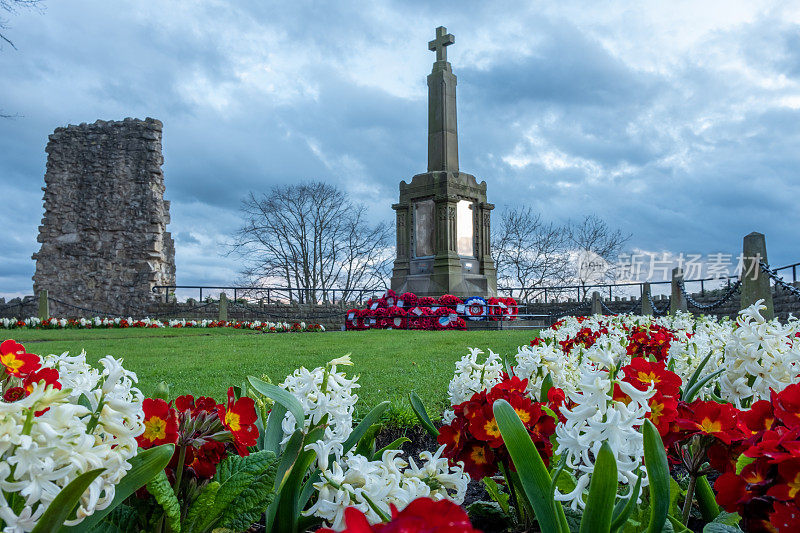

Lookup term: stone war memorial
[390,27,497,298]
[32,118,176,316]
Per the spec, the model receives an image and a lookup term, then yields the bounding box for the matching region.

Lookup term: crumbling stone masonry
[32,118,175,316]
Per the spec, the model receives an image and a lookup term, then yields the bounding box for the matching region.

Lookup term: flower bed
[2,299,800,532]
[345,290,519,331]
[1,316,324,332]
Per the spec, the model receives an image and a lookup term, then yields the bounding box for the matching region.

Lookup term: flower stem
[682,474,697,525]
[172,444,187,498]
[499,461,525,527]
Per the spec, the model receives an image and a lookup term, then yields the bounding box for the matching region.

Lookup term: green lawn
[3,328,535,423]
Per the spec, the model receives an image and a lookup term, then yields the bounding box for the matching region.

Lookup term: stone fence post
[740,231,774,319]
[219,292,228,322]
[591,291,601,315]
[641,282,653,315]
[670,268,687,315]
[38,290,49,320]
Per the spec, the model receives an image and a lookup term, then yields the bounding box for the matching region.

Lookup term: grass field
[3,328,536,423]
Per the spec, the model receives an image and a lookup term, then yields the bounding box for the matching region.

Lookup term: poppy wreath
[345,309,359,331]
[487,297,507,321]
[385,306,407,329]
[432,307,459,330]
[375,307,392,328]
[382,289,398,307]
[438,294,463,308]
[417,296,438,308]
[463,296,487,321]
[448,316,467,331]
[503,297,519,320]
[398,292,417,308]
[406,306,432,330]
[355,309,372,330]
[367,309,381,329]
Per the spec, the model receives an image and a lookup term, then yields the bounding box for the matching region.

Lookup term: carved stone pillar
[394,204,410,260]
[477,202,497,293]
[434,196,458,257]
[390,204,411,290]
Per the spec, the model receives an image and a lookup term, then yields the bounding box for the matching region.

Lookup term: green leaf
[580,442,617,533]
[610,471,642,532]
[200,450,277,533]
[683,369,725,403]
[735,454,756,475]
[669,477,683,519]
[549,454,568,498]
[712,511,741,525]
[146,470,181,533]
[540,373,554,403]
[184,481,220,533]
[342,401,390,453]
[275,438,322,533]
[274,429,304,492]
[77,393,93,411]
[82,505,139,533]
[493,399,567,533]
[502,351,515,377]
[702,524,743,533]
[483,477,510,515]
[218,453,277,531]
[30,468,104,533]
[466,501,513,532]
[65,444,175,532]
[297,514,324,533]
[642,419,670,533]
[299,470,321,511]
[247,377,305,434]
[681,352,714,399]
[695,475,720,522]
[354,423,381,459]
[268,424,325,533]
[154,380,171,401]
[409,391,439,437]
[373,437,411,461]
[262,403,288,454]
[667,514,691,532]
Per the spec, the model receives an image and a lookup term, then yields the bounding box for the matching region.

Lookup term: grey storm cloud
[1,0,799,298]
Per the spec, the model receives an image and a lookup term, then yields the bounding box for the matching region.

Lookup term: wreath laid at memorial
[345,290,518,331]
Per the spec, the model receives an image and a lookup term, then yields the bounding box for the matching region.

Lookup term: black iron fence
[152,269,765,306]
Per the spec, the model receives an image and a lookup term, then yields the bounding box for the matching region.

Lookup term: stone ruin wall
[32,118,175,316]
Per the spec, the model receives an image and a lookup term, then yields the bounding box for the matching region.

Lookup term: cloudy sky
[1,0,799,298]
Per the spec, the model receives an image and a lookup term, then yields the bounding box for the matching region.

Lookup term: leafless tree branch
[229,181,393,303]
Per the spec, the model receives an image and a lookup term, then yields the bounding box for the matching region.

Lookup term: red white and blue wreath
[463,296,487,321]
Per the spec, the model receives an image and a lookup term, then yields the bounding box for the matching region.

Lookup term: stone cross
[428,26,455,62]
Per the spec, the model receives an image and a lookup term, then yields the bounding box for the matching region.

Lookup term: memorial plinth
[390,27,497,298]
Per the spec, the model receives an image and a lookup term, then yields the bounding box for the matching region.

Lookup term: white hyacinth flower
[0,350,144,531]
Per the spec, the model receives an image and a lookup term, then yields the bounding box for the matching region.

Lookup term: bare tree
[569,214,631,300]
[2,0,44,118]
[1,0,42,49]
[230,182,393,303]
[491,206,572,301]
